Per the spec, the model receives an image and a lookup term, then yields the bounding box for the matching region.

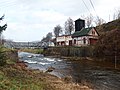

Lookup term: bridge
[4,41,49,49]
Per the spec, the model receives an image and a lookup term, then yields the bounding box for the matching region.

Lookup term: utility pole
[114,30,118,69]
[115,50,117,69]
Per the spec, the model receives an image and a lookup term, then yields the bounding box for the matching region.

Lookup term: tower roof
[75,18,85,22]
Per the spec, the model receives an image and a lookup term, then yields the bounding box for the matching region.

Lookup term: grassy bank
[0,47,48,90]
[19,48,43,54]
[0,47,91,90]
[0,63,48,90]
[0,63,91,90]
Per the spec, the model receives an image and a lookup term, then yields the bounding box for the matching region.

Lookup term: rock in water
[46,66,55,72]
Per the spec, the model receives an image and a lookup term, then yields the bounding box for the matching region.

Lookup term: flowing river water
[18,52,120,90]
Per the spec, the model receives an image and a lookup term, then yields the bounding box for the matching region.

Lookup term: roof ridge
[72,27,94,37]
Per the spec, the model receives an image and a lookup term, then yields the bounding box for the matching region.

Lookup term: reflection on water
[18,52,120,90]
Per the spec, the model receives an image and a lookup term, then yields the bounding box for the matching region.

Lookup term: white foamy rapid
[24,60,37,64]
[57,59,62,62]
[37,62,50,65]
[44,58,55,62]
[24,60,50,65]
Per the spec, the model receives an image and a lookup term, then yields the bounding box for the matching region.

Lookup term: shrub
[0,47,6,66]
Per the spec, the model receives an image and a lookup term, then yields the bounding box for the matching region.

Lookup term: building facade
[72,27,99,46]
[56,35,72,46]
[56,18,99,46]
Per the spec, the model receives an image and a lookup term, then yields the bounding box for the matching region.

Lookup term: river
[18,52,120,90]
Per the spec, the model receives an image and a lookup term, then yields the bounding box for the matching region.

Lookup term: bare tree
[64,17,74,35]
[80,14,94,27]
[113,9,120,20]
[86,14,93,28]
[94,16,106,26]
[117,10,120,19]
[53,25,62,37]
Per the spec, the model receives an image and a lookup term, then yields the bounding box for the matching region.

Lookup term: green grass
[20,48,43,54]
[0,65,48,90]
[0,47,49,90]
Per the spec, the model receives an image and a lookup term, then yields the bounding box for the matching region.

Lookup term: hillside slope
[96,19,120,34]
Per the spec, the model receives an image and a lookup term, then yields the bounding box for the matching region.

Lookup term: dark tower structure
[75,18,85,32]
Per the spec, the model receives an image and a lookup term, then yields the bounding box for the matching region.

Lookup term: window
[92,30,95,35]
[83,38,86,44]
[74,39,76,44]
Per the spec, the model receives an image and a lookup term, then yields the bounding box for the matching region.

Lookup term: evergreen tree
[0,15,7,66]
[0,14,7,44]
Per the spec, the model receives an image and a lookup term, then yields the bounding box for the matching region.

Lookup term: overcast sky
[0,0,120,42]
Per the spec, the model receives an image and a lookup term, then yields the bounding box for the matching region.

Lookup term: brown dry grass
[18,61,92,90]
[0,60,92,90]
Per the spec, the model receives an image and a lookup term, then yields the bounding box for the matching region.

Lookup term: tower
[75,18,85,32]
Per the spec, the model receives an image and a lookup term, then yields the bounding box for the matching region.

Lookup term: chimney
[75,18,85,32]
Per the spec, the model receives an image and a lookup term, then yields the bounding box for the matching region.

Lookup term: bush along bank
[43,46,94,58]
[0,47,7,66]
[43,46,120,61]
[43,46,120,69]
[0,47,18,66]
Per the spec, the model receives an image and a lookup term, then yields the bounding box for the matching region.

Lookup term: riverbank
[12,48,120,90]
[0,56,91,89]
[18,51,120,89]
[19,48,43,54]
[46,55,120,71]
[44,46,120,70]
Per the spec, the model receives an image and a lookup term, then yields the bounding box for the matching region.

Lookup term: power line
[82,0,91,14]
[0,1,17,8]
[0,0,15,6]
[0,0,30,9]
[89,0,98,17]
[89,0,96,12]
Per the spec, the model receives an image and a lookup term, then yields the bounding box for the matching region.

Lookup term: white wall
[57,36,65,42]
[73,36,90,46]
[88,28,98,36]
[56,35,72,45]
